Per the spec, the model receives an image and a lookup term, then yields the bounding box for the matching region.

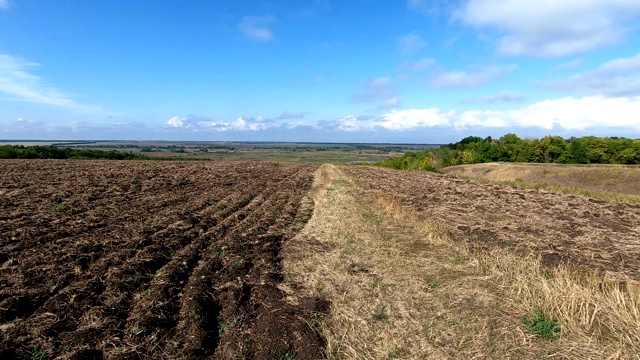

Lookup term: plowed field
[342,166,640,280]
[0,160,325,359]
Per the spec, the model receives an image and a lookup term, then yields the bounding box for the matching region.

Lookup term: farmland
[344,165,640,279]
[1,160,639,359]
[442,162,640,203]
[0,160,324,359]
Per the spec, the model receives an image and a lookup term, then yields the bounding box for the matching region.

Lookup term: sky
[1,0,640,143]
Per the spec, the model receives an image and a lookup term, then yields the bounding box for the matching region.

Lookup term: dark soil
[0,160,326,359]
[342,165,640,280]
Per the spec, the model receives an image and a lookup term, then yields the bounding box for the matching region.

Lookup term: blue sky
[1,0,640,143]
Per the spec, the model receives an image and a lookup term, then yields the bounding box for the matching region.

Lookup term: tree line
[377,134,640,171]
[0,145,150,160]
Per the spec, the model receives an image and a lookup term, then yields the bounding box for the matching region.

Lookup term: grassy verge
[282,164,640,359]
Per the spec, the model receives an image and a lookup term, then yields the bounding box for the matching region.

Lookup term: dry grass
[442,163,640,204]
[282,164,640,359]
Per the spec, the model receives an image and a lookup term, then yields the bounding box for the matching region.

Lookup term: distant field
[442,162,640,200]
[0,141,438,164]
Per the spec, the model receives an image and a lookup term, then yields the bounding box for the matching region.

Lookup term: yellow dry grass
[442,163,640,204]
[282,164,640,359]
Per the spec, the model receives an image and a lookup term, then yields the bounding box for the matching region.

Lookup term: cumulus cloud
[335,95,640,132]
[545,53,640,96]
[166,114,282,132]
[336,109,451,131]
[398,33,427,55]
[166,116,185,127]
[456,0,640,57]
[454,110,509,128]
[431,65,516,89]
[0,54,102,112]
[238,15,275,42]
[509,96,640,130]
[166,95,640,135]
[455,96,640,130]
[378,109,452,129]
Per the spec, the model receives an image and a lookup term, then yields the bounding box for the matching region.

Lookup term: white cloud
[336,109,451,131]
[545,53,640,96]
[165,115,278,132]
[166,116,185,127]
[457,0,640,57]
[165,96,640,135]
[238,15,275,42]
[431,65,516,88]
[0,54,102,112]
[454,95,640,130]
[337,95,640,132]
[508,96,640,130]
[379,109,452,130]
[379,97,401,109]
[398,33,427,55]
[596,53,640,73]
[337,115,362,131]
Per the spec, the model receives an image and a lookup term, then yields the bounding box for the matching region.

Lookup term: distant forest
[0,145,149,160]
[378,134,640,171]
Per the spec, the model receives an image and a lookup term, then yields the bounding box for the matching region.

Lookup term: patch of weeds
[1,331,10,340]
[428,283,441,290]
[187,309,197,319]
[155,266,166,276]
[233,260,243,268]
[388,346,408,358]
[28,348,50,360]
[281,353,295,360]
[52,200,65,213]
[380,231,393,242]
[521,308,561,340]
[370,278,380,289]
[218,317,239,335]
[133,327,146,336]
[451,255,466,265]
[209,245,227,258]
[372,310,389,322]
[308,312,325,332]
